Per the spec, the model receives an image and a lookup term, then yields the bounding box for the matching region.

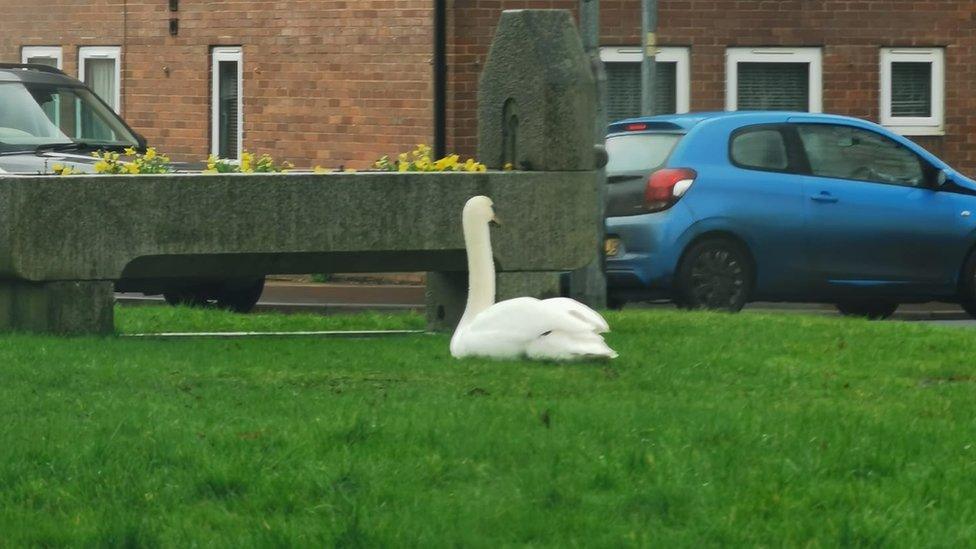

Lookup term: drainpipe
[434,0,447,159]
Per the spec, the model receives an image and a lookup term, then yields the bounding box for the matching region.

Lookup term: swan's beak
[490,214,501,227]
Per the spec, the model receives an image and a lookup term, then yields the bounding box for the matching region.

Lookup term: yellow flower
[240,151,253,173]
[398,161,409,172]
[124,147,137,156]
[93,160,109,173]
[434,154,459,171]
[313,166,331,174]
[125,162,140,174]
[206,154,218,171]
[503,162,514,171]
[343,168,357,173]
[202,168,218,174]
[144,148,157,160]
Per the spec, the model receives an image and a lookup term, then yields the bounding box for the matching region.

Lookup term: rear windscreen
[605,133,683,174]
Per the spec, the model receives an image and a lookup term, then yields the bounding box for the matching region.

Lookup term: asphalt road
[114,280,976,327]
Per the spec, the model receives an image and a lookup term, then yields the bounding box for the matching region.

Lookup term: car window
[605,133,683,174]
[796,124,925,187]
[730,128,788,171]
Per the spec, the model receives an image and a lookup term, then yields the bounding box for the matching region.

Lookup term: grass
[2,306,976,546]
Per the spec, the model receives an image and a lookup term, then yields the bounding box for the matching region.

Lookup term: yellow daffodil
[313,166,331,174]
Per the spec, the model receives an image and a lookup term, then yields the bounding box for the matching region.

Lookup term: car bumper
[605,202,696,297]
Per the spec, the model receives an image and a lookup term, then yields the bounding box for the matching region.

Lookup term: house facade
[2,1,973,173]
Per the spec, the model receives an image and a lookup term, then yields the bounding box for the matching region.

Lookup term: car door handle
[810,192,838,204]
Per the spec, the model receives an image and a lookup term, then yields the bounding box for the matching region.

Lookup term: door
[794,123,963,296]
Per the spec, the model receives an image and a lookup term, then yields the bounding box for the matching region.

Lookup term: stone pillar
[426,9,602,332]
[0,281,114,335]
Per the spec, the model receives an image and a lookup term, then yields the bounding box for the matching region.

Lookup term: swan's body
[450,196,617,361]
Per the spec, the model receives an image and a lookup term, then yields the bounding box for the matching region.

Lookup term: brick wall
[4,2,976,173]
[0,0,434,168]
[447,0,976,175]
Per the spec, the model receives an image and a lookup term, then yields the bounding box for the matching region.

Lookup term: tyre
[958,250,976,319]
[607,297,626,310]
[215,277,266,313]
[835,301,898,320]
[163,277,265,313]
[675,237,753,312]
[163,287,209,308]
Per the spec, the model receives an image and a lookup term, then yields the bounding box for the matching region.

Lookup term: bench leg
[426,271,563,332]
[426,271,466,332]
[0,281,114,335]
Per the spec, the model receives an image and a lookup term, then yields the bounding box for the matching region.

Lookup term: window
[731,127,788,171]
[21,46,62,69]
[605,133,683,173]
[880,48,944,136]
[796,124,925,187]
[212,46,242,159]
[600,47,690,122]
[79,46,121,113]
[726,48,822,112]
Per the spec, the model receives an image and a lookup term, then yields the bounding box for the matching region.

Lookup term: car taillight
[644,168,697,212]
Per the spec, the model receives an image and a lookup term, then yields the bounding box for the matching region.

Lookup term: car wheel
[163,287,209,308]
[675,238,753,312]
[607,297,626,310]
[215,277,266,313]
[835,301,898,320]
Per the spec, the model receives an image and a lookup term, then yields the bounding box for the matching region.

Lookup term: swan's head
[463,195,499,226]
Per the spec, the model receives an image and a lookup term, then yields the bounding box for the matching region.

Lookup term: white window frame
[211,46,243,160]
[78,46,122,113]
[880,48,944,136]
[599,46,691,114]
[21,46,63,69]
[726,47,822,113]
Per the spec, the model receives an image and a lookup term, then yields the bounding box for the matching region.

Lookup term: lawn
[2,306,976,546]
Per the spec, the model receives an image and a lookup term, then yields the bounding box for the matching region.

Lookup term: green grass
[2,306,976,546]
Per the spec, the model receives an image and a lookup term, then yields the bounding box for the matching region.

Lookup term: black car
[0,63,265,312]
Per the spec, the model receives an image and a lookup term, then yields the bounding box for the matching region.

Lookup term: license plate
[604,237,621,257]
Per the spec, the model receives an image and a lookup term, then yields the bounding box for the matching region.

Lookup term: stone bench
[0,170,598,333]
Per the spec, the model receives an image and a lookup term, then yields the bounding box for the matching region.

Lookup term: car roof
[0,64,81,86]
[608,111,881,133]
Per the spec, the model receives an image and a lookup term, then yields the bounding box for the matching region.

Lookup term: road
[116,280,976,327]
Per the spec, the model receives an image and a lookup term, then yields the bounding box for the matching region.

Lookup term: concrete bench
[0,9,603,334]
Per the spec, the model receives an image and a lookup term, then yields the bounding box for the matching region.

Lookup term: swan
[449,196,618,361]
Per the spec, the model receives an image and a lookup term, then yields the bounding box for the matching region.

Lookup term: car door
[793,122,964,295]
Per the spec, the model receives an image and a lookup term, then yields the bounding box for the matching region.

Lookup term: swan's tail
[526,330,617,361]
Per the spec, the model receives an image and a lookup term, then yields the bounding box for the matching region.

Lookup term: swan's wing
[465,297,596,337]
[526,330,618,361]
[540,297,610,333]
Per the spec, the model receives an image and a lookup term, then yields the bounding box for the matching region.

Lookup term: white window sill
[882,125,945,137]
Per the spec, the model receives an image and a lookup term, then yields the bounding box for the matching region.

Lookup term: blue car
[604,111,976,319]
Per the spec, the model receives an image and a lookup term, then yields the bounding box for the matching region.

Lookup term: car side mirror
[937,169,951,188]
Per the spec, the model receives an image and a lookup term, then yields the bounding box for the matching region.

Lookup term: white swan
[450,196,618,361]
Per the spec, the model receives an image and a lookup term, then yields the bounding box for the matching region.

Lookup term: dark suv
[0,64,264,312]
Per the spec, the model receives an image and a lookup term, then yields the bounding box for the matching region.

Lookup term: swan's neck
[457,216,495,330]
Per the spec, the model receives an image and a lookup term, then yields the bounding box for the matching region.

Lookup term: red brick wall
[448,1,976,175]
[0,0,434,168]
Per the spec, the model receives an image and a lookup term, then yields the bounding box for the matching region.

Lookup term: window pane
[606,133,683,173]
[731,129,788,170]
[605,61,678,122]
[218,60,239,158]
[27,56,58,68]
[891,61,932,117]
[797,124,924,187]
[737,62,809,111]
[84,58,116,109]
